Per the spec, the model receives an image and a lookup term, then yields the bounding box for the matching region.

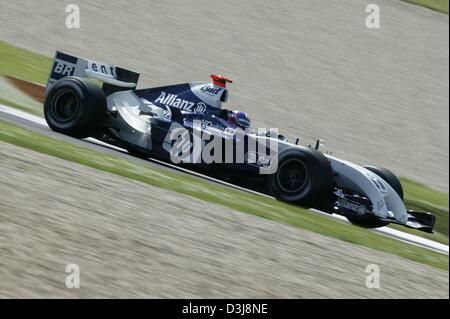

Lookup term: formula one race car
[42,52,436,233]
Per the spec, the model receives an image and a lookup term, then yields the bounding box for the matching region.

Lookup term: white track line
[1,103,448,255]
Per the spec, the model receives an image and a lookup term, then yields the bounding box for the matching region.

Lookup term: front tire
[346,165,403,229]
[44,77,106,138]
[363,165,404,200]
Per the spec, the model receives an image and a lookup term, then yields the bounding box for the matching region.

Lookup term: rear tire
[268,148,333,207]
[44,77,106,138]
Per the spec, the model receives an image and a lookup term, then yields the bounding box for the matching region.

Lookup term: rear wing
[45,51,139,95]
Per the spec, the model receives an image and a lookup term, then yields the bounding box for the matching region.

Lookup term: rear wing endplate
[45,51,139,95]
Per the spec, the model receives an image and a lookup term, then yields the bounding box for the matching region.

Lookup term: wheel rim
[51,89,79,122]
[276,158,309,193]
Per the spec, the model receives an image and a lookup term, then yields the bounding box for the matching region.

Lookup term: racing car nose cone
[210,74,233,87]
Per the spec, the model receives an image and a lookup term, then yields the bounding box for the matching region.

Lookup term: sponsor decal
[87,60,116,78]
[200,119,227,134]
[200,84,222,95]
[198,119,236,138]
[194,102,207,113]
[155,91,195,111]
[336,197,367,215]
[51,60,76,79]
[154,91,206,113]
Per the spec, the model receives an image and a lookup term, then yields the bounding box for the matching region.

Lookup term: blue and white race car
[43,51,436,233]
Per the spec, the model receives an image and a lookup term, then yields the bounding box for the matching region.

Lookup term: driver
[227,110,251,130]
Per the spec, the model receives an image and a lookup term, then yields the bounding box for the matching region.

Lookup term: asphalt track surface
[0,120,448,298]
[0,103,448,255]
[0,0,448,191]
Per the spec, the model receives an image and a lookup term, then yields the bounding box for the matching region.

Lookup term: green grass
[405,0,449,14]
[385,178,449,245]
[0,118,448,271]
[1,39,448,244]
[403,178,449,235]
[0,41,52,84]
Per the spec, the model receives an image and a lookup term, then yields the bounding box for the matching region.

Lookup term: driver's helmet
[228,110,251,130]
